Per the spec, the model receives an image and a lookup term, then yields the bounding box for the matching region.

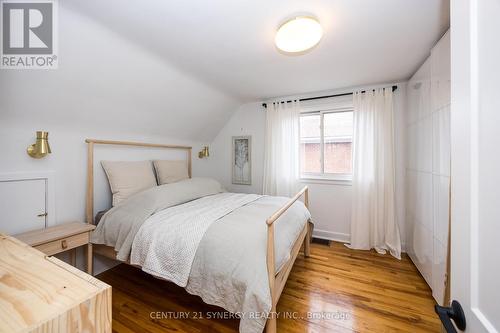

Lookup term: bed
[85,139,312,333]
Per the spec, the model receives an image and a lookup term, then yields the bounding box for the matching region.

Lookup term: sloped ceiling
[0,0,449,142]
[64,0,450,101]
[0,2,240,142]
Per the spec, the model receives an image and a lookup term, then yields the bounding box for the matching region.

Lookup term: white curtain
[262,100,301,197]
[348,88,401,259]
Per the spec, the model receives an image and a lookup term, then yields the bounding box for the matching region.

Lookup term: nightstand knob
[61,240,68,249]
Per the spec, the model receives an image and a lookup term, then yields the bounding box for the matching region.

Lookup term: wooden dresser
[0,234,111,333]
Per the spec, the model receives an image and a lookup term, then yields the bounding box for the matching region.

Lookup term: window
[299,109,353,180]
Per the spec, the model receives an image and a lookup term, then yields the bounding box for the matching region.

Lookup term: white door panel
[406,31,450,305]
[410,221,434,287]
[475,0,500,329]
[0,179,47,234]
[450,0,500,331]
[432,238,447,304]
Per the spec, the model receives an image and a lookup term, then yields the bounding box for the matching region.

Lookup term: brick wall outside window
[300,142,352,174]
[299,110,353,177]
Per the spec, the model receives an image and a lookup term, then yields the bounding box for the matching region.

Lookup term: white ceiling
[65,0,450,102]
[0,5,240,142]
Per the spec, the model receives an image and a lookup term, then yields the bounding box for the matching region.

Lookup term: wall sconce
[27,131,51,159]
[198,146,209,159]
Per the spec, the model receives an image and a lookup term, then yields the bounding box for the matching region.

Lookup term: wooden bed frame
[85,139,311,333]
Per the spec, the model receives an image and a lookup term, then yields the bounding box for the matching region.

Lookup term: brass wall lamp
[198,146,209,159]
[27,131,51,158]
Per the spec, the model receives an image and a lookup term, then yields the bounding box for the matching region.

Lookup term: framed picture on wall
[232,136,251,185]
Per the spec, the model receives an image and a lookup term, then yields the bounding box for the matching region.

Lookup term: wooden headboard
[85,139,192,225]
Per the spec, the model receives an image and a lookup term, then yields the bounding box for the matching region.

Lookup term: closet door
[406,31,450,306]
[430,31,451,305]
[406,56,433,288]
[0,179,47,234]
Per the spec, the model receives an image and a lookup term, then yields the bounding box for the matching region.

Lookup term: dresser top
[0,234,109,332]
[14,222,95,246]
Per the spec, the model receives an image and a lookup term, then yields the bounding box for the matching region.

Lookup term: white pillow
[101,161,157,206]
[153,160,189,185]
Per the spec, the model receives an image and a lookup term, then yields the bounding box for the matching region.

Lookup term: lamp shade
[275,16,322,53]
[27,131,51,158]
[198,146,209,158]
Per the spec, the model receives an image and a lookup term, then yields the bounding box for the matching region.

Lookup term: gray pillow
[153,160,189,185]
[101,160,157,206]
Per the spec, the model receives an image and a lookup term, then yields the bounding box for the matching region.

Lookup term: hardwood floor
[96,241,441,333]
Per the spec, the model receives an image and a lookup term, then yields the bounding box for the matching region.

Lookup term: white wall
[207,84,407,245]
[205,103,266,194]
[302,181,352,242]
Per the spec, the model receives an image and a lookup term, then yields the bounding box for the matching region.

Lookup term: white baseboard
[312,229,350,243]
[312,229,407,253]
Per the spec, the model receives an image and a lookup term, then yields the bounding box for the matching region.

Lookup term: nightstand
[14,222,96,274]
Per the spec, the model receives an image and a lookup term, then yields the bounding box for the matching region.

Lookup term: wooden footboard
[265,186,312,333]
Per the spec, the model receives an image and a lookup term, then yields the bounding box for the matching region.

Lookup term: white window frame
[299,106,354,183]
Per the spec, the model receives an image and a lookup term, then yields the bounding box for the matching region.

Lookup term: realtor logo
[1,0,58,69]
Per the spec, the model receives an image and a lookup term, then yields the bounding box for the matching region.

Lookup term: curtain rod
[261,85,398,108]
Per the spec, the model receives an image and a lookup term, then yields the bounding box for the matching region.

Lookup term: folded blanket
[130,192,262,286]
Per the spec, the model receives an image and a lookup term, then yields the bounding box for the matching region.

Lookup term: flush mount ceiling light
[275,16,322,54]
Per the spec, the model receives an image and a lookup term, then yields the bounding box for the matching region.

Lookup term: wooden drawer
[34,232,89,256]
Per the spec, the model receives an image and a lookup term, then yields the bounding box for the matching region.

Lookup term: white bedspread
[91,178,311,333]
[130,193,262,286]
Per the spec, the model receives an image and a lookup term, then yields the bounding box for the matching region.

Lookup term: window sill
[299,176,352,186]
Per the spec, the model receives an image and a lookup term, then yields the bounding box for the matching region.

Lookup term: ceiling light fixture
[275,16,322,54]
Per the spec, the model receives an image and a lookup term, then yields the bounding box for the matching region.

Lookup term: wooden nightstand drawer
[14,222,96,274]
[34,232,89,256]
